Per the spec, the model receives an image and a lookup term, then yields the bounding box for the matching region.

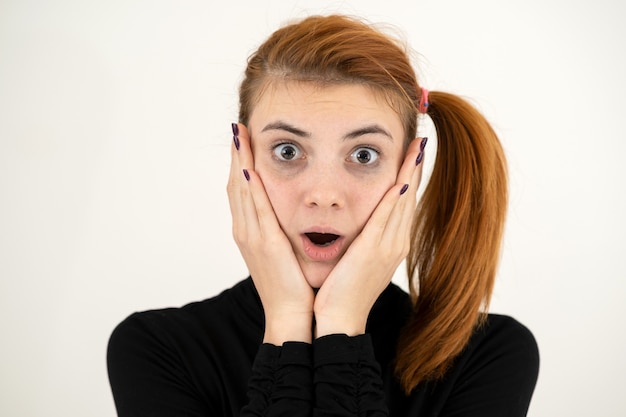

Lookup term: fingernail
[399,183,409,195]
[420,137,428,151]
[243,169,250,182]
[232,123,240,150]
[415,151,423,165]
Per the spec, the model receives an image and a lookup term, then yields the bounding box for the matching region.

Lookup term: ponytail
[395,91,508,393]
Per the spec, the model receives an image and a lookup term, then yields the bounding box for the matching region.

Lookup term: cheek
[350,174,397,219]
[256,171,297,227]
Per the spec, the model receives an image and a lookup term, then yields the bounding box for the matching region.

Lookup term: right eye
[273,143,302,161]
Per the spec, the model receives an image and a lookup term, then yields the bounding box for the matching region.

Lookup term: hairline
[243,76,415,148]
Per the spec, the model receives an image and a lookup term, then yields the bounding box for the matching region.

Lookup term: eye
[349,147,379,165]
[273,143,302,161]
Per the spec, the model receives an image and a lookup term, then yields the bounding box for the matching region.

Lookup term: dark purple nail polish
[232,123,240,150]
[420,137,428,151]
[399,183,409,195]
[243,169,250,182]
[415,151,423,166]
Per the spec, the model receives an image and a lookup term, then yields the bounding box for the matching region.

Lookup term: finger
[396,136,424,187]
[380,137,425,246]
[235,123,255,176]
[244,168,286,239]
[228,123,262,244]
[233,124,284,240]
[227,126,246,236]
[236,126,263,241]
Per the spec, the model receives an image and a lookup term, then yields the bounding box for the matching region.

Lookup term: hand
[227,123,315,344]
[313,137,425,337]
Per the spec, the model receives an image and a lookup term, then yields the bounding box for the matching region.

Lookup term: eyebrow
[342,125,393,141]
[261,121,394,141]
[261,121,310,137]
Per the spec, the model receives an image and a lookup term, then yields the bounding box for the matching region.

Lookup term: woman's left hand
[313,137,425,337]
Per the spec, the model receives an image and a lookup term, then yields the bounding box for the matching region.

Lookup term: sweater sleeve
[108,312,313,417]
[313,334,388,417]
[241,342,313,417]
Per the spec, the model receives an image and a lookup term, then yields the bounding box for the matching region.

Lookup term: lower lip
[301,235,344,262]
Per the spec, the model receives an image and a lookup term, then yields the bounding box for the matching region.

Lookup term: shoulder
[422,314,539,416]
[473,314,539,363]
[461,314,539,374]
[450,314,539,407]
[107,279,262,414]
[107,277,263,367]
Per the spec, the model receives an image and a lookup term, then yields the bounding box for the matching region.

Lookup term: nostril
[306,198,342,209]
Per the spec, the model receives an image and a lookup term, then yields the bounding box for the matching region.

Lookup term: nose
[303,163,346,209]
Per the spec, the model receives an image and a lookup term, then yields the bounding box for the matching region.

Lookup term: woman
[108,15,539,416]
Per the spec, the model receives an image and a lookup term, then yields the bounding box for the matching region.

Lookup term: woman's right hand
[227,123,315,345]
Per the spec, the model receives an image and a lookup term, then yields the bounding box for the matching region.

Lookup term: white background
[1,0,624,416]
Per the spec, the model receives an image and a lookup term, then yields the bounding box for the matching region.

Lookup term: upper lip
[302,226,342,236]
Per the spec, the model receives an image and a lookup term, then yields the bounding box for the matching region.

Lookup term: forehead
[249,80,404,133]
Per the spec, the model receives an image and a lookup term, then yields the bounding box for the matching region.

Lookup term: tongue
[306,233,339,247]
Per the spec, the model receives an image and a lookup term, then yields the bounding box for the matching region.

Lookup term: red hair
[238,15,507,393]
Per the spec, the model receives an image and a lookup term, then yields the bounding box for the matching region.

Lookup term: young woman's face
[248,81,406,288]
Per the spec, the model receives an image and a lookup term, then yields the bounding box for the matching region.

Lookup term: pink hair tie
[418,87,429,113]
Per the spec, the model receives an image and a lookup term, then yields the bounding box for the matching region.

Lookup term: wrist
[314,313,366,339]
[263,311,313,344]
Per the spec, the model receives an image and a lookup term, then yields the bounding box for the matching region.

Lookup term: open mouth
[305,232,340,247]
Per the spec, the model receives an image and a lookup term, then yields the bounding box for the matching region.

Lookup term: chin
[302,264,334,289]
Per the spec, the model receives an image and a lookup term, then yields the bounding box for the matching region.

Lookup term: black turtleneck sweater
[107,278,539,416]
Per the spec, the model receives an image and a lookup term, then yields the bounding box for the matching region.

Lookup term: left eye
[349,147,379,165]
[273,143,302,161]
